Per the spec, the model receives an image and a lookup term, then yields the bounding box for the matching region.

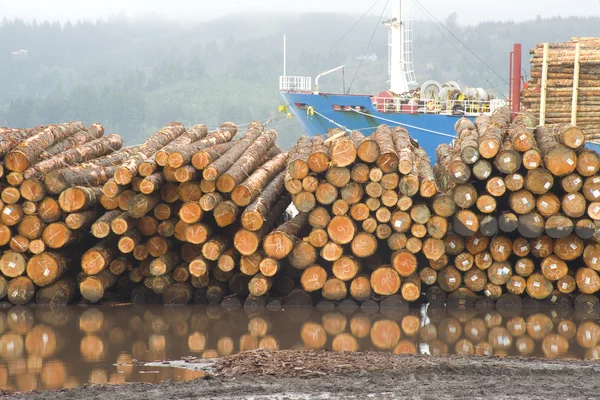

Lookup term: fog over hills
[1,7,600,147]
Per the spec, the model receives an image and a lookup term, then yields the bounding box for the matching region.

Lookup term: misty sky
[2,0,599,24]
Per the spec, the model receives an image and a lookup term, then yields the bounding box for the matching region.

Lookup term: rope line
[412,1,508,100]
[412,0,509,86]
[350,109,456,138]
[346,0,389,94]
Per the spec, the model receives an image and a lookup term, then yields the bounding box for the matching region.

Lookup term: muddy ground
[4,349,600,399]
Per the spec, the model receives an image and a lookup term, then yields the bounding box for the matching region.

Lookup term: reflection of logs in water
[0,305,600,391]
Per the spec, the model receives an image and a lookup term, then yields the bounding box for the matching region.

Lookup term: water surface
[1,302,599,392]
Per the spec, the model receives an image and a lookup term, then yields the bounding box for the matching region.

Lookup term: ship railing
[279,76,312,92]
[371,97,507,116]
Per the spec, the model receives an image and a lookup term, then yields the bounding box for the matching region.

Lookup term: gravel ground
[4,349,600,399]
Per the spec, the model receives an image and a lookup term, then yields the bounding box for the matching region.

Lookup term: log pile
[276,126,444,304]
[0,122,139,305]
[1,107,600,307]
[426,107,600,306]
[522,38,600,140]
[79,121,297,306]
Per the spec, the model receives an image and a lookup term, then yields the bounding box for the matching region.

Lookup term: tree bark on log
[216,130,279,192]
[114,122,186,185]
[262,212,308,260]
[5,122,85,172]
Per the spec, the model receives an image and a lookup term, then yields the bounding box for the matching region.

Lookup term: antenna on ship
[384,0,417,94]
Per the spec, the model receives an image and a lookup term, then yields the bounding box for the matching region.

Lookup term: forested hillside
[1,14,599,148]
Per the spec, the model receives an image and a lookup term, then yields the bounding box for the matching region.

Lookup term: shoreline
[4,349,600,399]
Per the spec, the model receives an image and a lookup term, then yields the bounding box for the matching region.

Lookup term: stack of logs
[522,37,600,140]
[431,106,600,306]
[1,105,600,307]
[78,120,298,306]
[0,122,135,305]
[267,126,445,304]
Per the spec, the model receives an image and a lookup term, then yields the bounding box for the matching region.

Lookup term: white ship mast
[385,0,417,94]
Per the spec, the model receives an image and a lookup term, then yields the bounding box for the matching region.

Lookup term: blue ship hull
[280,91,600,161]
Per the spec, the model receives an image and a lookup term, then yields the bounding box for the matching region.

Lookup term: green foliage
[1,14,599,149]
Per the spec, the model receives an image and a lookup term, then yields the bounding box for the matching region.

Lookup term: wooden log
[156,124,210,166]
[392,127,414,174]
[374,125,399,173]
[351,131,379,163]
[0,125,47,158]
[350,163,370,184]
[431,194,455,218]
[263,213,308,259]
[17,215,45,240]
[184,222,212,245]
[231,153,288,207]
[190,141,236,172]
[128,192,161,219]
[438,266,462,292]
[216,131,278,192]
[289,241,317,270]
[5,122,85,172]
[0,251,27,278]
[58,186,102,213]
[472,159,492,180]
[535,126,577,176]
[332,255,361,281]
[494,135,522,174]
[240,172,287,231]
[518,213,545,238]
[24,134,123,180]
[321,241,343,262]
[504,173,524,192]
[562,192,587,218]
[114,123,186,184]
[554,234,584,261]
[42,222,81,249]
[414,147,437,197]
[167,123,237,169]
[536,192,561,217]
[7,276,35,305]
[287,136,313,180]
[64,210,98,231]
[478,123,504,159]
[293,191,316,213]
[26,252,70,287]
[322,277,347,301]
[35,277,77,306]
[452,183,477,209]
[509,190,536,215]
[328,129,357,168]
[455,118,479,163]
[327,215,356,245]
[9,234,29,252]
[370,267,401,296]
[510,123,535,152]
[305,135,329,173]
[576,149,600,177]
[80,269,117,302]
[235,196,291,256]
[453,210,479,236]
[150,252,180,276]
[81,238,118,275]
[117,229,142,253]
[349,275,372,301]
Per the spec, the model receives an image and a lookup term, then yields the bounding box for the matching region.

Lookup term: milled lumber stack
[522,38,600,140]
[426,105,600,306]
[273,126,444,306]
[0,121,132,305]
